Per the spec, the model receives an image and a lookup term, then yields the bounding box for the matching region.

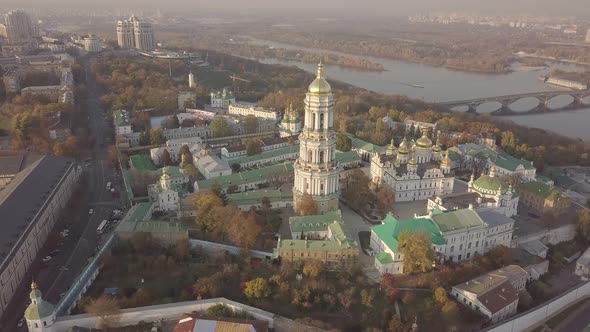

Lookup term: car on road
[89,208,94,215]
[42,256,52,262]
[49,250,60,256]
[106,182,112,190]
[17,318,25,327]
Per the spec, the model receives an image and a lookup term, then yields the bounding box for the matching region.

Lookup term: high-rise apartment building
[586,29,590,43]
[116,16,154,51]
[4,10,36,44]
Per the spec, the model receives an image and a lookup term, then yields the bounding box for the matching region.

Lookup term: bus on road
[96,220,109,234]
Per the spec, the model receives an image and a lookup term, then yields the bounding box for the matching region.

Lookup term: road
[554,300,590,332]
[0,56,120,331]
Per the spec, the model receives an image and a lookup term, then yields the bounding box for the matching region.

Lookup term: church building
[370,130,454,202]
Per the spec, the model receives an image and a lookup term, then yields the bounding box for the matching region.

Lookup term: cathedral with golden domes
[370,128,455,202]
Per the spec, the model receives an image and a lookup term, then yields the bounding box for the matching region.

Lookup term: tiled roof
[344,133,385,154]
[227,189,292,205]
[289,210,343,233]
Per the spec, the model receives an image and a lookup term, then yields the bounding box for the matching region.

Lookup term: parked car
[49,250,60,256]
[89,208,94,215]
[42,256,52,262]
[17,318,25,327]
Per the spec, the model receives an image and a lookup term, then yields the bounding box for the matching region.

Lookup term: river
[246,37,590,140]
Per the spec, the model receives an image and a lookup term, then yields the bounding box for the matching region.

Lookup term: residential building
[575,247,590,279]
[228,103,279,120]
[0,156,81,318]
[518,181,570,215]
[113,110,133,136]
[586,29,590,43]
[83,35,101,53]
[195,163,294,193]
[150,137,203,165]
[370,134,454,202]
[220,135,298,160]
[194,148,232,179]
[277,210,359,264]
[225,144,299,169]
[456,143,536,180]
[173,314,269,332]
[467,167,519,217]
[4,10,37,44]
[0,151,43,189]
[132,17,154,51]
[293,62,342,215]
[279,104,302,137]
[451,265,528,323]
[210,88,235,109]
[227,189,293,211]
[188,71,196,88]
[345,133,385,161]
[370,207,514,274]
[403,119,437,132]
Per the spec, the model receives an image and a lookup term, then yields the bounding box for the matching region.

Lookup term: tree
[336,133,352,152]
[139,131,150,146]
[541,212,558,229]
[107,145,119,165]
[179,144,192,160]
[486,245,513,268]
[381,273,395,289]
[189,190,224,231]
[53,143,66,156]
[245,138,261,156]
[84,295,121,329]
[303,259,323,278]
[434,287,449,306]
[576,210,590,243]
[387,315,410,332]
[441,301,459,321]
[211,181,227,205]
[160,149,172,166]
[244,278,271,299]
[181,162,200,179]
[175,238,191,260]
[210,116,233,137]
[343,169,372,212]
[231,163,241,172]
[297,192,318,216]
[376,185,395,216]
[501,131,518,153]
[397,230,435,273]
[193,275,222,298]
[243,115,258,134]
[227,210,261,248]
[149,127,165,145]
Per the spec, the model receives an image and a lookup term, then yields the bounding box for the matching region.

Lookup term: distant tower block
[188,72,196,88]
[586,29,590,43]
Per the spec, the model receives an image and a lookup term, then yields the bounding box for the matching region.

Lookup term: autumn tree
[227,210,262,248]
[175,238,192,260]
[243,115,258,134]
[336,133,352,152]
[343,168,372,212]
[303,259,323,278]
[397,230,435,273]
[434,287,449,306]
[190,190,224,232]
[193,274,222,298]
[441,301,459,321]
[107,145,119,165]
[84,295,121,329]
[486,245,513,268]
[501,131,518,153]
[149,127,165,145]
[376,185,395,216]
[245,138,261,156]
[297,192,318,216]
[210,116,233,137]
[244,278,271,299]
[179,144,192,160]
[160,149,172,166]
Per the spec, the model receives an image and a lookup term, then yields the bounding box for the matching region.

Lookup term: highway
[0,56,121,331]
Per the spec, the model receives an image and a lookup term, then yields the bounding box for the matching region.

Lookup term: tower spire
[317,60,324,78]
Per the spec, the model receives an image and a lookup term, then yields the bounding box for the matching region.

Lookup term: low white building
[456,143,536,181]
[467,167,519,217]
[575,247,590,279]
[279,104,301,137]
[194,150,232,179]
[150,137,203,165]
[451,265,528,324]
[370,207,515,275]
[83,35,101,53]
[228,103,279,120]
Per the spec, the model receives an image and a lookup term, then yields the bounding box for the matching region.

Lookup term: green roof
[113,109,130,127]
[376,252,394,264]
[24,290,54,320]
[121,168,135,200]
[121,202,152,223]
[520,181,564,202]
[335,150,361,164]
[227,189,292,205]
[344,133,385,154]
[473,174,504,191]
[197,163,293,190]
[371,213,445,251]
[160,166,185,179]
[431,208,485,233]
[448,150,460,161]
[116,202,187,235]
[278,238,357,251]
[289,210,342,233]
[130,154,157,171]
[466,147,534,172]
[227,144,299,166]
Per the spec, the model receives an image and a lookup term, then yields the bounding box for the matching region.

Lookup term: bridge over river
[439,90,590,114]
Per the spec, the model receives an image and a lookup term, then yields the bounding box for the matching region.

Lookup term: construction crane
[230,74,251,96]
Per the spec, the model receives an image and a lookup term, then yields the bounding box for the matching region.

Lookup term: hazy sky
[3,0,589,17]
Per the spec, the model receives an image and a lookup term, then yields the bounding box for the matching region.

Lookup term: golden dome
[308,61,332,95]
[397,138,410,155]
[415,131,433,149]
[441,150,452,167]
[387,138,396,154]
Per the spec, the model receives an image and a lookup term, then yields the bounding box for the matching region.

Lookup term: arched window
[308,150,313,163]
[450,246,454,252]
[319,113,324,130]
[459,244,463,250]
[319,151,324,164]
